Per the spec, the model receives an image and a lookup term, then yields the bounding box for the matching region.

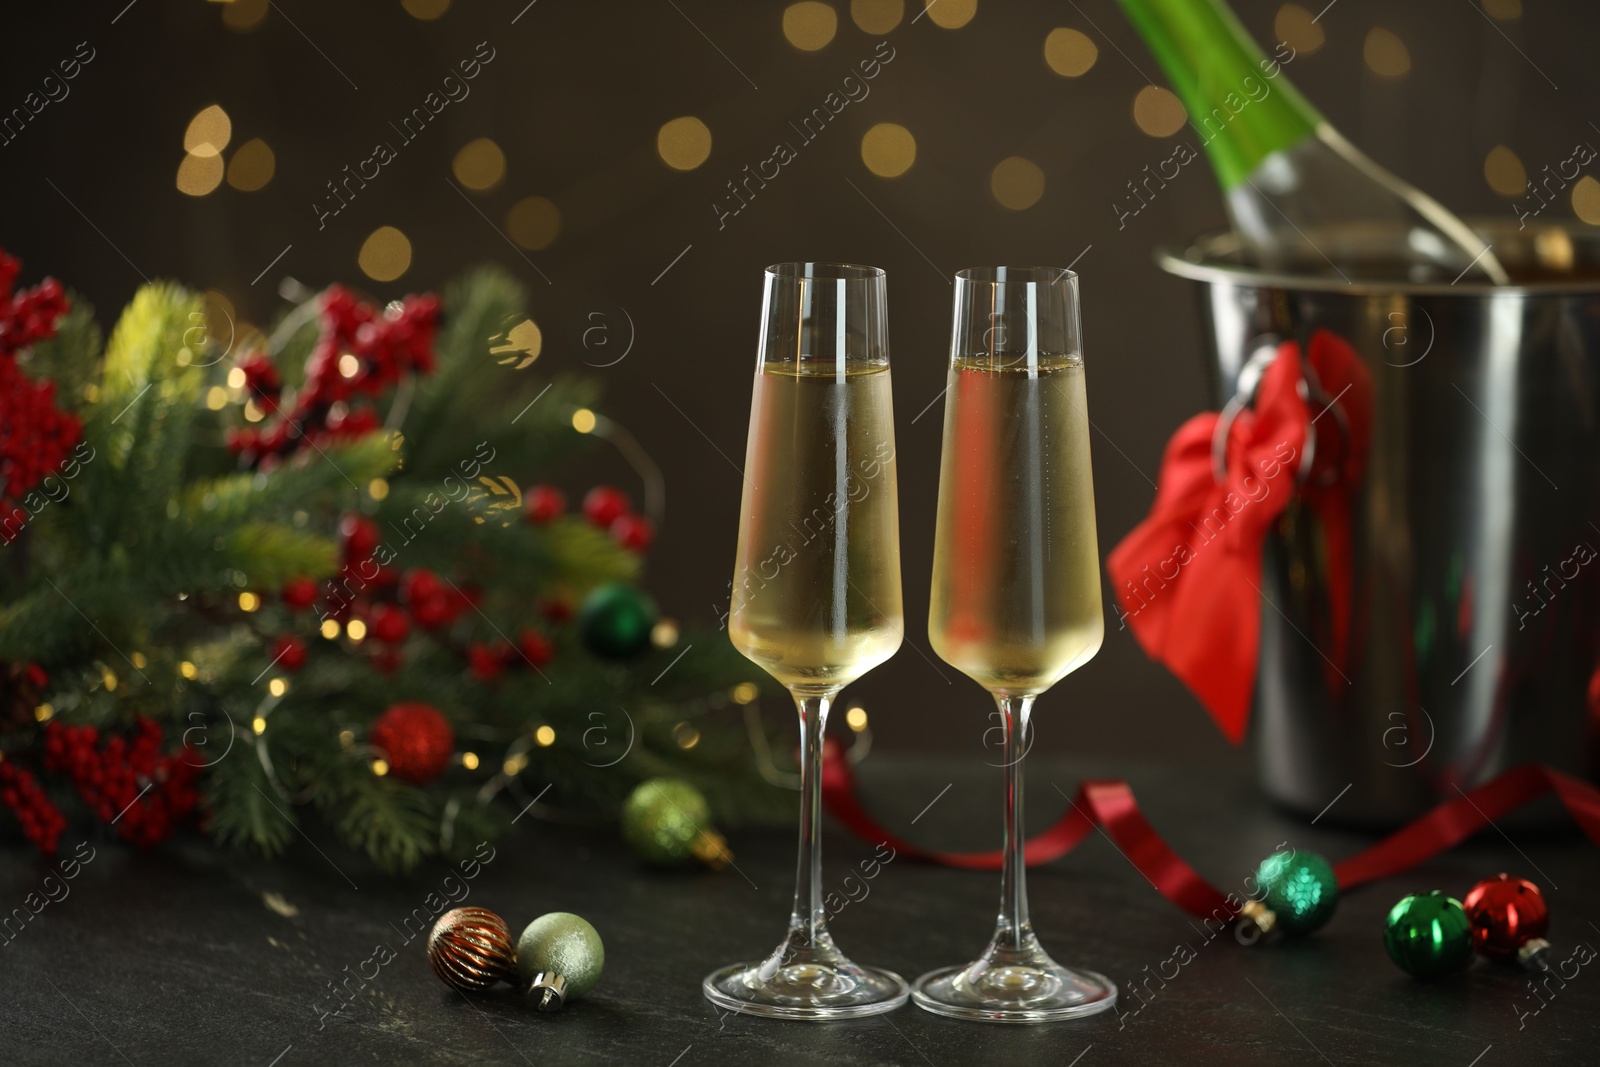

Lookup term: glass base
[702,932,909,1020]
[911,936,1117,1024]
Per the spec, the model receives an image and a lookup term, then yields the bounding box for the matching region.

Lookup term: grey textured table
[2,755,1596,1066]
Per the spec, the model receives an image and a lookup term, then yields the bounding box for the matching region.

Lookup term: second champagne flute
[702,262,909,1020]
[915,266,1118,1023]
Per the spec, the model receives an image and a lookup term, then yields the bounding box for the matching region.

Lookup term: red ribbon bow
[1105,331,1370,742]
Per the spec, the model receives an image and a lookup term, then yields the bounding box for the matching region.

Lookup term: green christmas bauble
[518,912,605,1002]
[1384,891,1472,979]
[1254,850,1340,935]
[622,777,729,868]
[578,583,658,660]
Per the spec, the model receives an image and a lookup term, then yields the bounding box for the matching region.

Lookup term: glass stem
[995,694,1035,951]
[789,690,834,946]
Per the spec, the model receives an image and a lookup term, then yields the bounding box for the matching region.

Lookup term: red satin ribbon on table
[822,754,1600,922]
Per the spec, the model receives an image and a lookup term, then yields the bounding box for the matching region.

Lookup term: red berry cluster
[0,249,70,358]
[0,249,79,530]
[229,285,440,467]
[0,760,67,854]
[39,718,200,848]
[525,483,654,553]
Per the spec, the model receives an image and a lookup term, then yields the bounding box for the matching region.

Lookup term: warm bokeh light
[673,722,701,750]
[177,152,224,196]
[924,0,975,29]
[462,752,480,770]
[571,408,597,434]
[860,123,916,177]
[657,116,712,171]
[402,0,451,19]
[321,619,341,640]
[179,661,199,680]
[372,758,390,776]
[1574,176,1600,225]
[359,226,412,282]
[346,618,368,642]
[227,366,247,389]
[651,619,681,648]
[535,725,557,747]
[1483,145,1526,198]
[227,138,275,191]
[268,677,288,697]
[206,386,228,410]
[452,137,506,191]
[221,0,268,31]
[783,2,838,51]
[1364,27,1411,78]
[368,477,390,501]
[1133,84,1188,137]
[1044,27,1097,77]
[990,156,1045,210]
[35,704,54,723]
[1274,4,1324,55]
[731,681,759,704]
[238,591,261,612]
[506,196,561,250]
[845,705,869,731]
[252,715,267,735]
[338,353,360,378]
[851,0,903,33]
[184,105,232,157]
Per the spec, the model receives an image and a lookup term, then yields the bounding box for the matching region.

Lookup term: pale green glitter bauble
[517,912,605,999]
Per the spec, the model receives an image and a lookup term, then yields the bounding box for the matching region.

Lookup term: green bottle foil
[1117,0,1321,189]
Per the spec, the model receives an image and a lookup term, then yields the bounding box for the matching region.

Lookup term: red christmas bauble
[272,636,307,672]
[582,486,631,529]
[340,514,380,560]
[370,702,454,784]
[517,628,553,667]
[282,577,318,610]
[370,603,410,644]
[1462,873,1548,961]
[610,513,654,552]
[467,642,509,681]
[525,484,566,524]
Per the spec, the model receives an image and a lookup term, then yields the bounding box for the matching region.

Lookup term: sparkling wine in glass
[914,266,1118,1023]
[702,262,909,1020]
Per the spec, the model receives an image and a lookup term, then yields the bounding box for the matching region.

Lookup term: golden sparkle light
[462,752,480,770]
[651,619,680,648]
[1364,27,1411,79]
[227,138,275,191]
[657,116,713,171]
[252,715,267,734]
[346,618,368,642]
[783,2,838,51]
[1484,145,1527,198]
[177,152,225,197]
[861,123,917,178]
[358,226,412,282]
[851,0,903,33]
[1274,4,1324,56]
[673,722,701,750]
[1044,27,1097,77]
[368,478,390,501]
[534,725,556,747]
[372,758,390,776]
[571,408,597,434]
[1573,176,1600,226]
[991,156,1046,211]
[321,619,341,640]
[731,682,759,705]
[1133,85,1188,137]
[452,137,506,191]
[227,366,247,388]
[184,104,232,157]
[506,196,561,250]
[179,661,199,679]
[845,706,869,731]
[924,0,975,29]
[268,678,288,697]
[35,704,54,723]
[238,591,261,612]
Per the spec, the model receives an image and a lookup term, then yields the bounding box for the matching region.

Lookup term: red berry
[370,604,410,644]
[516,628,554,667]
[272,636,307,671]
[282,576,318,610]
[340,514,380,559]
[582,486,631,528]
[524,484,566,524]
[401,568,443,605]
[540,596,573,624]
[468,641,508,681]
[610,513,654,552]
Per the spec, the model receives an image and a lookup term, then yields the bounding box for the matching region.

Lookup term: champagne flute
[913,266,1118,1023]
[702,262,909,1019]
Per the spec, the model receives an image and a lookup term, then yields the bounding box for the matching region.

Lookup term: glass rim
[765,261,886,282]
[955,266,1077,285]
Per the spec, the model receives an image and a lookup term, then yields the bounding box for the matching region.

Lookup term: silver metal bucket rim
[1155,221,1600,297]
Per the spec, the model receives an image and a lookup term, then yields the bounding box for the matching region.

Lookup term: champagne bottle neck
[1118,0,1322,189]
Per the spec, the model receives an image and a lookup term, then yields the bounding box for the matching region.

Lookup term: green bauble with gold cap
[1249,849,1339,936]
[622,777,730,869]
[578,583,658,660]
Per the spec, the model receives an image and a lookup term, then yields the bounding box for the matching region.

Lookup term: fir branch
[205,736,297,859]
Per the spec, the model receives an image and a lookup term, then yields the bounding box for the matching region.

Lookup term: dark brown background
[4,0,1596,759]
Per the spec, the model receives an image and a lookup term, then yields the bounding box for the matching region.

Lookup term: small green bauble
[518,912,605,1004]
[578,583,658,660]
[1384,891,1473,979]
[1254,849,1340,935]
[622,777,729,868]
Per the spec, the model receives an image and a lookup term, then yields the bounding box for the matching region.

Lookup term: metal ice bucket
[1158,221,1600,826]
